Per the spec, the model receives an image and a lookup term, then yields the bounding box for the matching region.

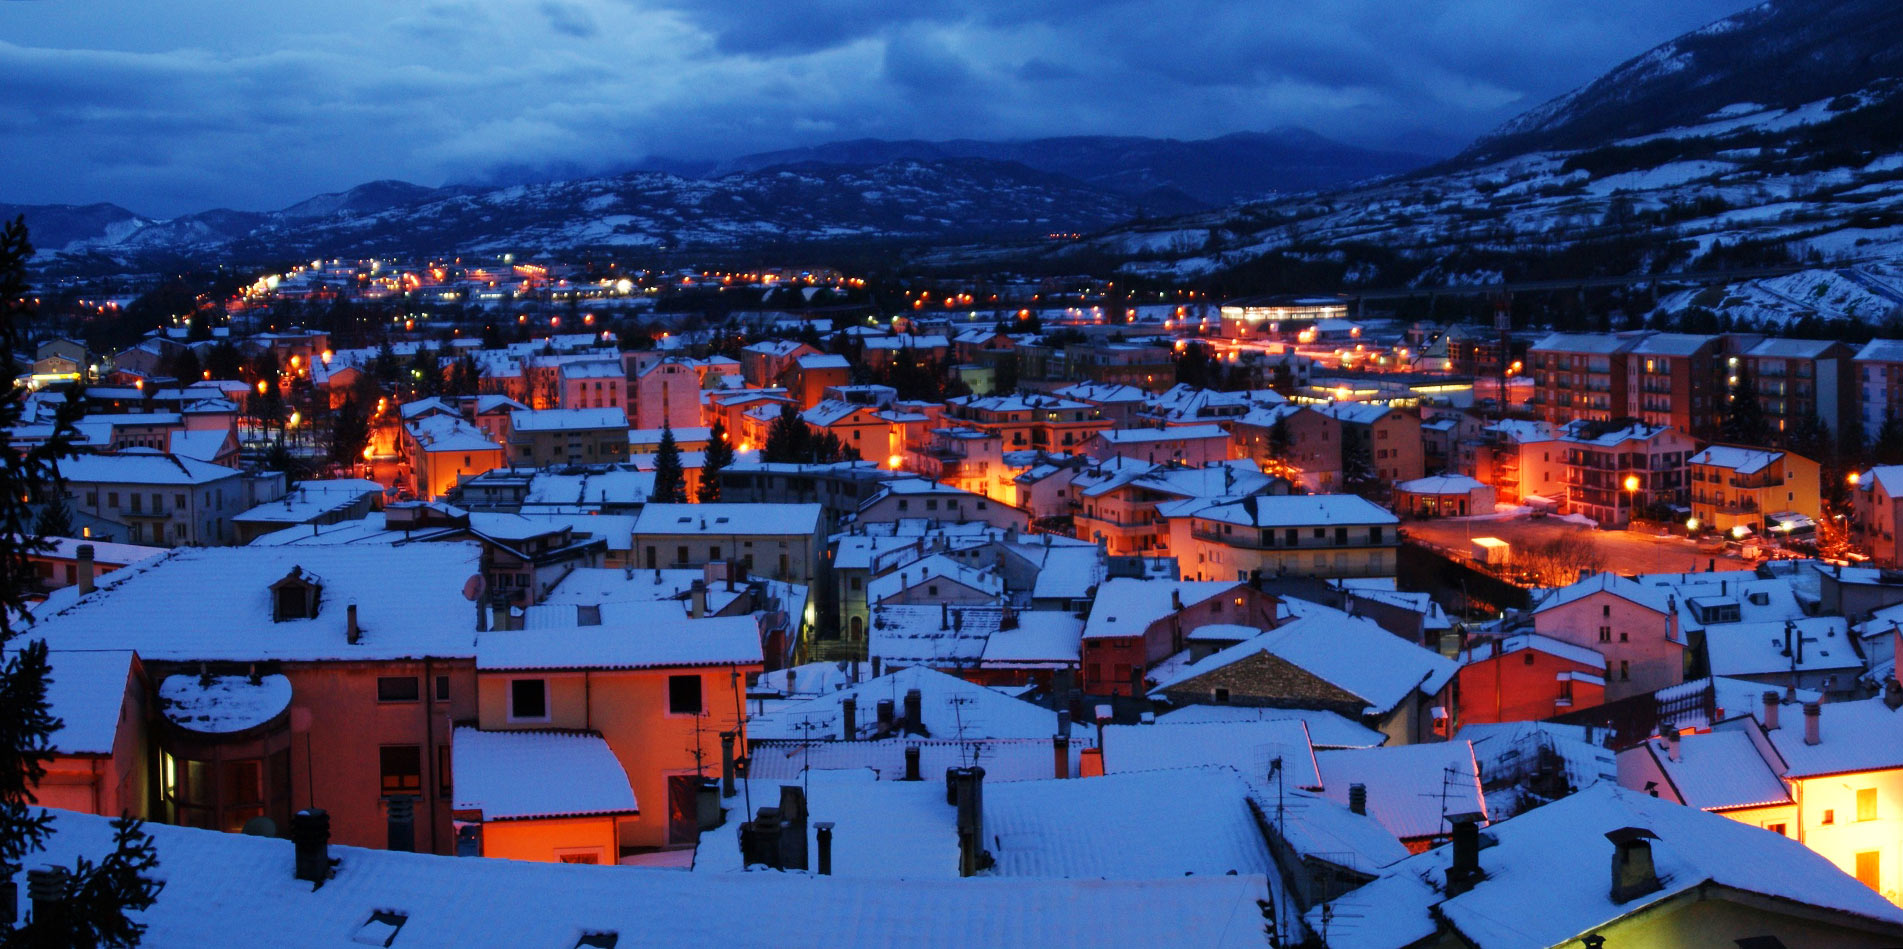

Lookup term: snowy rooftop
[634,502,822,536]
[1766,696,1903,778]
[24,809,1271,949]
[746,737,1083,784]
[868,554,1004,603]
[1533,570,1674,618]
[1153,607,1458,716]
[984,766,1276,879]
[1631,725,1791,810]
[1155,705,1386,749]
[749,666,1059,742]
[451,727,638,820]
[28,544,486,662]
[510,408,628,431]
[1311,785,1903,949]
[1703,617,1859,678]
[406,414,501,453]
[1095,424,1227,445]
[1395,474,1486,495]
[1314,742,1485,842]
[1083,578,1243,641]
[158,673,293,734]
[40,649,136,755]
[1188,494,1399,529]
[1098,720,1320,789]
[53,450,240,486]
[477,610,762,671]
[1687,444,1783,474]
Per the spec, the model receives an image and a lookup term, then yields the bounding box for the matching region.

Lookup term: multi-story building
[1855,339,1903,442]
[1851,466,1903,567]
[1687,445,1822,537]
[1528,332,1641,426]
[1623,333,1729,437]
[1477,419,1567,506]
[507,408,630,468]
[404,415,506,500]
[632,358,702,430]
[941,394,1111,454]
[57,450,252,547]
[1558,420,1695,526]
[555,359,625,411]
[1166,494,1400,582]
[1531,571,1683,703]
[1740,337,1858,441]
[632,502,824,585]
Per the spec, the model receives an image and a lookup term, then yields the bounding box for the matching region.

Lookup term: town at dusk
[4,0,1903,946]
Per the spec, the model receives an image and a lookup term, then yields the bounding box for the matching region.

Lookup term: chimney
[841,697,857,740]
[75,544,95,595]
[1445,812,1485,897]
[1057,708,1072,739]
[953,767,992,877]
[1053,733,1071,779]
[1804,701,1821,746]
[903,688,923,733]
[386,795,415,852]
[903,744,922,781]
[1886,678,1903,712]
[347,603,361,645]
[876,699,895,732]
[940,602,950,630]
[815,821,835,876]
[1171,588,1183,611]
[292,809,333,885]
[786,667,797,696]
[1663,725,1680,762]
[871,656,883,679]
[490,598,510,632]
[690,579,706,619]
[25,865,69,936]
[720,731,737,799]
[777,785,809,871]
[1348,783,1367,815]
[1607,827,1662,903]
[1762,691,1780,730]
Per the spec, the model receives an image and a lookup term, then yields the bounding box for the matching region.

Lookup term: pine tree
[1720,370,1771,447]
[0,216,162,946]
[698,421,733,503]
[328,396,372,469]
[651,424,685,503]
[32,495,73,539]
[169,346,202,385]
[204,341,244,380]
[763,403,809,464]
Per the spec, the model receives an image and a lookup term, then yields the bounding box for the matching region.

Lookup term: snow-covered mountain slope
[1651,262,1903,327]
[16,159,1185,263]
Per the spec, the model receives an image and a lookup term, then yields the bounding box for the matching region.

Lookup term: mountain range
[4,130,1427,266]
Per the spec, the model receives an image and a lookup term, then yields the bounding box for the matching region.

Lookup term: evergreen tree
[328,396,372,469]
[0,217,162,947]
[169,346,203,384]
[373,342,401,386]
[481,323,503,350]
[698,421,733,503]
[32,495,73,539]
[763,403,810,464]
[204,341,244,380]
[651,424,685,503]
[1876,408,1903,467]
[1719,370,1771,447]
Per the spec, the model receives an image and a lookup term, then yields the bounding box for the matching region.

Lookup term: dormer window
[269,566,323,621]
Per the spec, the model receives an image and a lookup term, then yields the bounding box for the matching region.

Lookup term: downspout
[91,757,102,816]
[585,670,592,731]
[423,657,437,855]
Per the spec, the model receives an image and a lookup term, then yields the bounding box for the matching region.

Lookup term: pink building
[633,359,702,431]
[1530,572,1684,702]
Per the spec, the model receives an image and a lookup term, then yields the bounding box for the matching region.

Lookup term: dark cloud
[0,0,1744,216]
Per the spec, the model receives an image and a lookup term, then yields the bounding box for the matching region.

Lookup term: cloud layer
[0,0,1743,217]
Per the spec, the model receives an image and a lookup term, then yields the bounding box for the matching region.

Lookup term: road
[1403,514,1757,578]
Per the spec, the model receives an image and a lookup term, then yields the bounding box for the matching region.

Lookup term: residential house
[632,502,824,585]
[508,408,630,468]
[1457,633,1608,725]
[1079,578,1277,695]
[1166,494,1400,582]
[403,414,506,500]
[1087,424,1230,466]
[1558,420,1695,526]
[1531,571,1685,702]
[56,450,251,547]
[1687,445,1821,537]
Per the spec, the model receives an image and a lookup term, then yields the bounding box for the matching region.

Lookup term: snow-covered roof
[28,544,486,662]
[1528,331,1640,355]
[1314,742,1485,842]
[1054,382,1148,404]
[1083,578,1243,641]
[1687,444,1783,474]
[510,408,628,431]
[1704,617,1859,678]
[1094,424,1227,445]
[795,353,851,370]
[1187,494,1399,529]
[985,766,1275,879]
[1154,608,1458,716]
[746,736,1084,784]
[406,414,501,453]
[53,449,240,486]
[749,665,1058,742]
[1311,785,1903,949]
[1632,726,1791,811]
[1628,332,1716,356]
[1461,632,1605,670]
[1261,786,1410,873]
[29,536,164,566]
[868,554,1003,603]
[1533,570,1673,617]
[477,611,762,671]
[1155,705,1386,749]
[1394,474,1487,495]
[166,429,232,463]
[977,611,1084,667]
[451,727,637,820]
[1023,545,1105,601]
[159,673,293,734]
[27,808,1271,948]
[1767,696,1903,778]
[1099,720,1320,788]
[40,649,135,755]
[633,502,821,536]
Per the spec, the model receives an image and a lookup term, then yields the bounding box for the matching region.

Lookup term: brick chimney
[346,603,361,645]
[1663,725,1680,763]
[1053,733,1071,779]
[1348,783,1367,815]
[952,767,992,877]
[815,821,835,876]
[1762,691,1780,730]
[689,579,706,619]
[719,731,737,799]
[1607,827,1662,903]
[841,697,857,739]
[292,809,333,885]
[903,744,922,781]
[1804,701,1821,745]
[876,699,895,732]
[75,544,95,595]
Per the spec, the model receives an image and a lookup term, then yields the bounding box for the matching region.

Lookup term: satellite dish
[462,574,487,601]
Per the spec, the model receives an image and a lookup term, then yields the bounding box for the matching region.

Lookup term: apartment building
[1558,420,1695,527]
[1687,445,1822,537]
